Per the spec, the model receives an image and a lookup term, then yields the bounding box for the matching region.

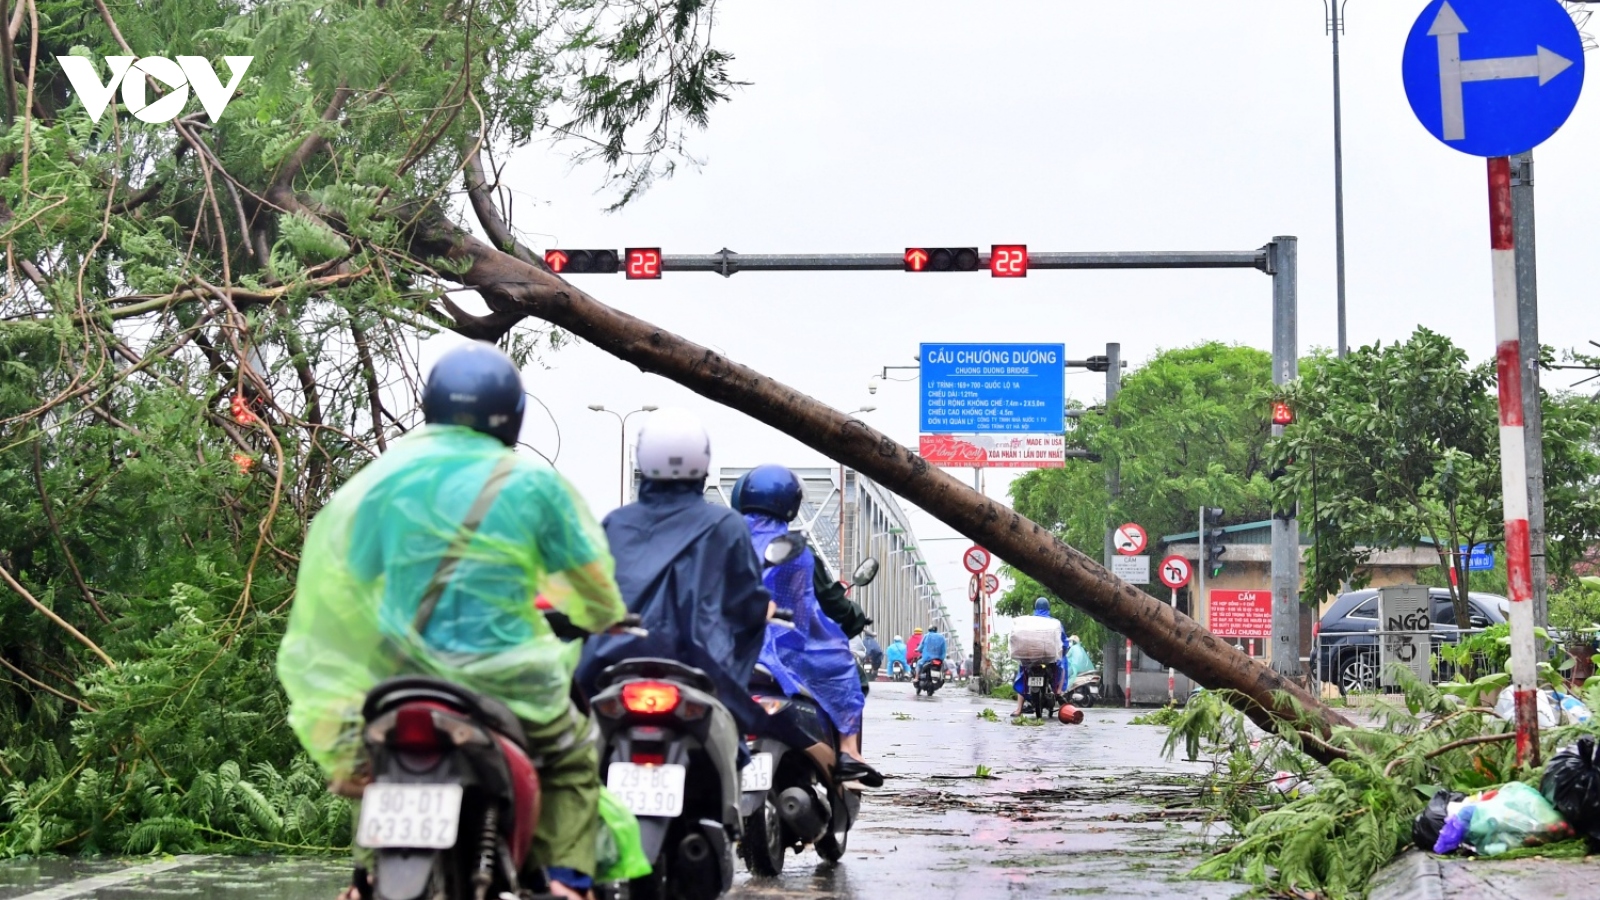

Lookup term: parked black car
[1316,588,1510,694]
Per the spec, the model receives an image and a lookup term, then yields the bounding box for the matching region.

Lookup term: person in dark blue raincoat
[575,410,772,739]
[733,465,883,788]
[1012,596,1070,716]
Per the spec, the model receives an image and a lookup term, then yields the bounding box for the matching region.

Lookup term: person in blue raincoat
[733,465,884,787]
[575,409,772,742]
[1012,597,1070,716]
[885,635,909,678]
[1063,634,1093,689]
[917,626,948,678]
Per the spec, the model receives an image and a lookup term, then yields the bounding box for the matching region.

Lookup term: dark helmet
[422,342,526,446]
[1034,597,1051,614]
[731,464,803,521]
[929,625,939,634]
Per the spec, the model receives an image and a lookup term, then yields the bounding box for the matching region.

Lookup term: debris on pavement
[1541,736,1600,842]
[1430,782,1574,856]
[1413,788,1467,853]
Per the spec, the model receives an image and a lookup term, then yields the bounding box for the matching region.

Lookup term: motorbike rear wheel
[815,824,848,863]
[627,862,668,900]
[739,798,785,877]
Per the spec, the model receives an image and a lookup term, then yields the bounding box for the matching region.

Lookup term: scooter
[351,612,643,900]
[913,659,946,697]
[591,658,742,900]
[1063,670,1103,708]
[1019,661,1058,719]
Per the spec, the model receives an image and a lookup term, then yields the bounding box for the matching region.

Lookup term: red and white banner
[918,433,1065,468]
[1208,590,1272,638]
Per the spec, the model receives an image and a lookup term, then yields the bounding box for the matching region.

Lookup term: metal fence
[1313,628,1600,697]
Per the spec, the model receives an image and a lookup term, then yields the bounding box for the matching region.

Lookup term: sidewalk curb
[1368,850,1445,900]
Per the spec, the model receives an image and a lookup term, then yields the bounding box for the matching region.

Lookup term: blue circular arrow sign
[1402,0,1585,158]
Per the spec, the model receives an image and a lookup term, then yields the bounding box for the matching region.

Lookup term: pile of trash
[1413,737,1600,857]
[1491,688,1593,728]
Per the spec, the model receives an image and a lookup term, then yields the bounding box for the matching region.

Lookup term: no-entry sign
[1158,555,1192,589]
[963,545,991,573]
[982,573,1000,595]
[1115,523,1147,556]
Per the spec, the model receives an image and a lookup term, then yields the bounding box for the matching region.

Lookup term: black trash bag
[1541,736,1600,841]
[1413,788,1467,852]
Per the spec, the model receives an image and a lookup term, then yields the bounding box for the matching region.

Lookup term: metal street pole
[1101,342,1123,703]
[588,404,657,506]
[1510,153,1548,637]
[1269,237,1303,678]
[1327,0,1350,358]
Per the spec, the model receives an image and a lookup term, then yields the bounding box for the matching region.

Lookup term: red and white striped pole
[1124,638,1133,708]
[1488,156,1540,767]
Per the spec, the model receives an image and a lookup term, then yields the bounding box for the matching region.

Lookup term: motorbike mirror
[851,557,880,587]
[763,535,804,568]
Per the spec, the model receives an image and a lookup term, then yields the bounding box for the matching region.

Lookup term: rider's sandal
[835,754,884,788]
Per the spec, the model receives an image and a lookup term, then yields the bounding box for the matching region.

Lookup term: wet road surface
[0,681,1247,899]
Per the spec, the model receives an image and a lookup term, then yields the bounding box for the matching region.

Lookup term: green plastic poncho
[278,425,625,780]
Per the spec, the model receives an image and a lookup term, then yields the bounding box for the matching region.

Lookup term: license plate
[356,783,463,849]
[740,752,774,792]
[1028,676,1045,688]
[607,762,687,818]
[1089,685,1101,695]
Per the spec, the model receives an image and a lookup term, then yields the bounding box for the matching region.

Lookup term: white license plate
[356,783,463,849]
[1089,685,1101,695]
[1028,676,1045,688]
[740,752,774,792]
[607,762,687,818]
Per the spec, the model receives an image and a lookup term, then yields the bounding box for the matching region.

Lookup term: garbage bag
[594,786,653,883]
[1460,781,1574,856]
[1491,689,1560,729]
[1557,693,1592,726]
[1541,737,1600,842]
[1415,788,1466,852]
[1009,615,1065,663]
[277,425,624,780]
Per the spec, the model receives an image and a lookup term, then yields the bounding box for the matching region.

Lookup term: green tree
[1001,342,1275,629]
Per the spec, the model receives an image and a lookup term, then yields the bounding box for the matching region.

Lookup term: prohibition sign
[963,545,991,574]
[1115,523,1148,556]
[1158,555,1192,590]
[982,573,1000,596]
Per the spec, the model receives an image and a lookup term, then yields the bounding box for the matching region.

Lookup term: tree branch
[0,558,117,669]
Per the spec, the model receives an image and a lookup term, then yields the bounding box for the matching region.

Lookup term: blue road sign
[1402,0,1585,158]
[919,343,1065,434]
[1460,544,1496,571]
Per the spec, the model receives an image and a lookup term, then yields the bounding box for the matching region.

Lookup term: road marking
[9,855,211,900]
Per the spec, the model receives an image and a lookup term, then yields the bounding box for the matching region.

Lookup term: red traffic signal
[990,244,1028,278]
[1271,401,1294,426]
[625,248,662,280]
[905,247,979,272]
[545,249,618,274]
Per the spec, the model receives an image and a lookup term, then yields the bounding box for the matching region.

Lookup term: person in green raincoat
[277,341,627,900]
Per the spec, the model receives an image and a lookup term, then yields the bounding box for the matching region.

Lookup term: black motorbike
[913,658,945,697]
[591,658,742,900]
[1018,662,1058,719]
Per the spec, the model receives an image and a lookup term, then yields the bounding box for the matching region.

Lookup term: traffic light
[1201,507,1226,577]
[624,248,663,279]
[904,247,980,272]
[544,249,618,274]
[1271,400,1294,426]
[989,244,1028,277]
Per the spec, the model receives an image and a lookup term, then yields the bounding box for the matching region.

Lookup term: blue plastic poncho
[747,514,866,736]
[1065,640,1093,685]
[919,632,948,664]
[576,480,771,734]
[885,640,907,667]
[277,425,626,780]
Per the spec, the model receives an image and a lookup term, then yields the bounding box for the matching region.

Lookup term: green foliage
[977,708,1000,722]
[1170,675,1600,899]
[1130,702,1183,727]
[1002,342,1274,641]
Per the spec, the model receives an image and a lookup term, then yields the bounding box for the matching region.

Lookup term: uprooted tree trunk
[404,208,1357,761]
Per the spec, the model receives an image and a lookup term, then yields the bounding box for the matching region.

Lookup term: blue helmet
[422,342,526,447]
[1034,597,1051,614]
[731,464,803,521]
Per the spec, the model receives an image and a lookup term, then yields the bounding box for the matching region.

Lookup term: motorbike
[591,658,741,900]
[1063,670,1103,708]
[1018,662,1058,719]
[912,659,946,697]
[737,538,878,877]
[889,661,910,682]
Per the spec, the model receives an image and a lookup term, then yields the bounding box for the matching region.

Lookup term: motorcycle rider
[1011,597,1070,717]
[732,464,884,787]
[886,634,909,679]
[1064,633,1094,691]
[916,626,948,682]
[277,341,627,900]
[862,627,884,677]
[574,408,772,749]
[906,627,924,670]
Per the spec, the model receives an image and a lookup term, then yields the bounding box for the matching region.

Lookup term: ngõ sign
[58,55,253,123]
[919,434,1065,469]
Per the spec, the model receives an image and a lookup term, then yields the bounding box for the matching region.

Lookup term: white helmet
[636,408,711,481]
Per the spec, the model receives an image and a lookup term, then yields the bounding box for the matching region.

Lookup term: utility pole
[1510,152,1548,635]
[1327,0,1350,358]
[1269,237,1303,678]
[1101,343,1123,702]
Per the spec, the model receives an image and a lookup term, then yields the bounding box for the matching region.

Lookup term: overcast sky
[425,1,1600,646]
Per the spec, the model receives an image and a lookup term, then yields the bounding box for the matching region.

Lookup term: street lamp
[588,404,658,506]
[1324,0,1351,357]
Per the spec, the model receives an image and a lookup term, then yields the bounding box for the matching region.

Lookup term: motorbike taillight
[393,706,441,750]
[631,751,666,766]
[621,681,680,715]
